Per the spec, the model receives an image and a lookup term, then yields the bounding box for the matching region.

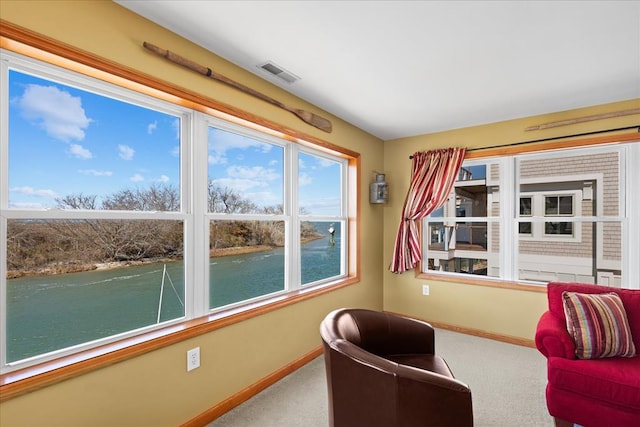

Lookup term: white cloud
[15,84,91,141]
[211,178,265,192]
[118,144,135,160]
[317,158,336,168]
[298,172,313,186]
[147,121,158,134]
[69,144,93,159]
[10,186,58,199]
[226,165,279,181]
[299,197,341,215]
[156,175,170,183]
[212,166,280,196]
[9,201,47,209]
[244,191,280,204]
[208,153,227,165]
[171,145,180,157]
[208,127,273,165]
[78,169,113,176]
[130,174,144,182]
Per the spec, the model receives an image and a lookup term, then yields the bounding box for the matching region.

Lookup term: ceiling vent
[257,61,300,84]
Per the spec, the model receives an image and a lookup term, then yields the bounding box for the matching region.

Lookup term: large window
[422,143,640,288]
[0,50,353,373]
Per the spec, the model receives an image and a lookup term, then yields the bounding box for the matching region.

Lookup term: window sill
[0,276,358,402]
[415,270,546,293]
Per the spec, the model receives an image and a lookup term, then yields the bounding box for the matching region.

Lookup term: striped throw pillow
[562,291,636,359]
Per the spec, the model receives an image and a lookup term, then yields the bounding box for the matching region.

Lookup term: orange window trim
[0,20,361,401]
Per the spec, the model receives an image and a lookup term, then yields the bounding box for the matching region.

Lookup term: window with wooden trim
[422,143,640,288]
[0,49,355,373]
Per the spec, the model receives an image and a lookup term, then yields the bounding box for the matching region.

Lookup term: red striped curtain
[390,148,466,274]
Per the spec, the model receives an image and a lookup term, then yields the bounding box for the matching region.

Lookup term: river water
[6,226,341,363]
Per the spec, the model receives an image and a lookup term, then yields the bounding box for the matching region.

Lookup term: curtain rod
[408,125,640,158]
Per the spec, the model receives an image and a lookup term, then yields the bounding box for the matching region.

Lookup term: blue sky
[8,69,342,215]
[207,127,342,215]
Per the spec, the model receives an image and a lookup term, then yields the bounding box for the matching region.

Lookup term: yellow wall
[2,1,639,426]
[382,98,640,341]
[0,1,384,426]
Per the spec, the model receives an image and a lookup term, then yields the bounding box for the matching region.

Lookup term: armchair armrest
[397,364,473,426]
[535,311,576,359]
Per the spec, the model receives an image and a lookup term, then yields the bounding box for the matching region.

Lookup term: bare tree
[103,184,179,211]
[7,183,313,274]
[56,193,97,210]
[208,184,258,213]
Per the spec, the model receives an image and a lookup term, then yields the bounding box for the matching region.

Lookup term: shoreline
[8,235,326,279]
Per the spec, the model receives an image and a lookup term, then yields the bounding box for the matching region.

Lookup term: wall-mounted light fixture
[370,172,388,204]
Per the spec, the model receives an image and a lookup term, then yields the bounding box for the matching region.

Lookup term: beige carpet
[209,328,554,426]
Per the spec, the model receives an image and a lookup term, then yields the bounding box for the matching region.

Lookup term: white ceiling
[116,1,640,140]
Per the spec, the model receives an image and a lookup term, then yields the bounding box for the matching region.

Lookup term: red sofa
[535,282,640,427]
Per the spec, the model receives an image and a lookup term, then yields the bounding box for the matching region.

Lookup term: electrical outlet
[187,347,200,372]
[422,284,430,296]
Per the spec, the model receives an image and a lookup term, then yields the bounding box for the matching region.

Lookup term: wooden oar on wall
[525,108,640,131]
[143,42,332,133]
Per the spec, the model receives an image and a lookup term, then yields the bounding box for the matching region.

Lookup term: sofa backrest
[547,282,640,350]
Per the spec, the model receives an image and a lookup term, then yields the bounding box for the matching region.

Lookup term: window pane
[209,220,285,309]
[8,70,181,211]
[6,219,185,363]
[426,256,494,277]
[559,196,573,215]
[437,162,496,218]
[207,127,283,213]
[428,222,449,250]
[298,152,342,216]
[519,197,532,234]
[430,207,444,218]
[544,221,573,235]
[519,221,621,285]
[425,221,499,277]
[456,222,488,249]
[460,165,487,180]
[519,222,532,234]
[301,221,342,285]
[455,185,487,217]
[545,196,558,215]
[520,197,532,216]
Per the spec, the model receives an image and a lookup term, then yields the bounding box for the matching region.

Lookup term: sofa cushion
[548,282,640,350]
[548,356,640,410]
[562,291,636,359]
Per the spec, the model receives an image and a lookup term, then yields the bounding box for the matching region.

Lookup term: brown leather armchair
[320,308,473,427]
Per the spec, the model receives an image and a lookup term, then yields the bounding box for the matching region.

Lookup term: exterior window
[544,195,573,236]
[423,144,638,288]
[519,197,532,235]
[1,51,354,372]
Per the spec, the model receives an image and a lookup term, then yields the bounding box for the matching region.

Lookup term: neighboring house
[425,150,622,286]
